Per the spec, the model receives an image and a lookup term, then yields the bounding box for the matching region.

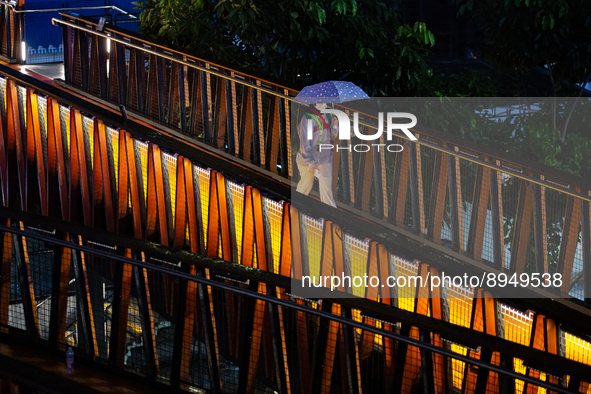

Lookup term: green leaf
[158,24,169,36]
[542,14,548,30]
[318,7,326,24]
[359,47,365,59]
[291,12,298,18]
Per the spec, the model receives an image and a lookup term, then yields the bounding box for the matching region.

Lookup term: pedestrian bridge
[0,7,591,394]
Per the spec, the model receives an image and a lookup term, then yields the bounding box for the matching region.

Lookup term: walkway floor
[23,62,65,81]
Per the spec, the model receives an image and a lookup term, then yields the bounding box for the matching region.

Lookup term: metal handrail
[0,0,136,17]
[53,18,294,100]
[53,15,591,202]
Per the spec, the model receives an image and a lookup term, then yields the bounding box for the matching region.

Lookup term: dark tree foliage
[133,0,435,96]
[457,0,591,141]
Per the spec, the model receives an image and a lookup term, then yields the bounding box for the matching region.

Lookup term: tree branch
[561,71,591,143]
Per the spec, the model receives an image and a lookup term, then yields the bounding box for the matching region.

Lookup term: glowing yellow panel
[501,305,533,392]
[197,167,210,248]
[564,332,591,365]
[447,284,474,328]
[18,86,26,124]
[136,141,149,200]
[109,127,119,188]
[163,152,177,226]
[36,95,48,140]
[502,305,533,346]
[60,105,72,154]
[304,215,323,279]
[230,182,245,264]
[265,197,283,274]
[345,234,369,298]
[1,78,6,109]
[83,116,94,167]
[451,344,468,389]
[394,257,419,312]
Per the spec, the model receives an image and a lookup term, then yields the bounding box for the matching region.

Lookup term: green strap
[305,113,327,145]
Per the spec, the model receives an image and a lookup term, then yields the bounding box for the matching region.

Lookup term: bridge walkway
[0,8,589,394]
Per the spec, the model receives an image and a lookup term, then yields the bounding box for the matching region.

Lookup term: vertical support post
[409,139,424,234]
[155,56,167,123]
[427,151,449,242]
[72,235,98,357]
[62,21,73,92]
[339,137,351,205]
[226,77,238,156]
[389,145,410,225]
[373,134,386,218]
[447,150,464,252]
[557,191,582,294]
[342,306,362,394]
[79,30,89,92]
[265,95,281,173]
[510,180,533,274]
[489,165,505,269]
[135,48,146,117]
[197,269,223,393]
[267,286,290,394]
[239,87,253,162]
[13,224,39,338]
[201,68,213,143]
[213,76,227,148]
[108,248,133,366]
[533,176,548,274]
[355,125,373,212]
[419,328,436,394]
[310,300,333,393]
[133,252,159,377]
[115,38,126,105]
[466,161,490,261]
[48,231,71,348]
[97,36,108,100]
[254,80,264,166]
[170,267,190,389]
[278,96,289,177]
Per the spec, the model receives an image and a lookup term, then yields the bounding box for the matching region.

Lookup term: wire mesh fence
[1,220,590,393]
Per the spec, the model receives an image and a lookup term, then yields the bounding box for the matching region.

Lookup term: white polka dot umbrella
[295,81,369,104]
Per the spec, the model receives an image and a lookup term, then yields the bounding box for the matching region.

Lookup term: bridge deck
[0,9,590,394]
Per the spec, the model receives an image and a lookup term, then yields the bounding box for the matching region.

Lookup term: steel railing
[51,13,591,302]
[1,61,591,393]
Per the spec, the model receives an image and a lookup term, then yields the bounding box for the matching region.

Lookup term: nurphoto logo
[307,110,418,152]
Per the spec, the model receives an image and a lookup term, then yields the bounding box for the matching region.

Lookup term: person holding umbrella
[294,81,369,208]
[295,102,339,208]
